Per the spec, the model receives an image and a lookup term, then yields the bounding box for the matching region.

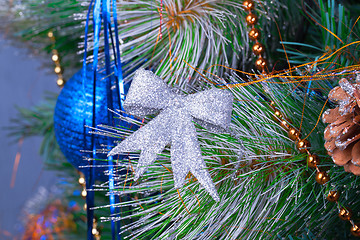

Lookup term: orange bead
[339,207,352,221]
[326,190,340,202]
[351,223,360,237]
[280,120,289,129]
[274,109,281,118]
[252,42,265,55]
[249,28,261,41]
[288,128,300,141]
[307,154,320,168]
[255,57,267,70]
[243,0,254,11]
[297,139,310,153]
[246,13,258,25]
[315,171,329,185]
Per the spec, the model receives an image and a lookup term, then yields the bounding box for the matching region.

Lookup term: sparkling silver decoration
[108,69,233,201]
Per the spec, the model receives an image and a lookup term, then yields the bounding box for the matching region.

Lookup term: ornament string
[87,0,101,239]
[82,0,126,237]
[243,0,359,236]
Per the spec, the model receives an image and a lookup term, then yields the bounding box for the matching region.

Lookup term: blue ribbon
[101,0,118,239]
[88,0,101,238]
[82,0,125,238]
[82,1,95,239]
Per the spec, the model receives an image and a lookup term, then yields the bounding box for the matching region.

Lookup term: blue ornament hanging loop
[82,0,96,239]
[101,0,119,239]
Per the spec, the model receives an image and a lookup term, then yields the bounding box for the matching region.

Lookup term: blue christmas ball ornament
[54,65,127,180]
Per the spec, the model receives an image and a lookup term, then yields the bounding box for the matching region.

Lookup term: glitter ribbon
[108,69,233,201]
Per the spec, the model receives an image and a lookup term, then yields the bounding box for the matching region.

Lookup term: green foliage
[4,0,360,239]
[279,0,360,69]
[93,65,360,239]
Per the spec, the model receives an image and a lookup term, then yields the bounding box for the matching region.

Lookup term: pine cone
[322,78,360,175]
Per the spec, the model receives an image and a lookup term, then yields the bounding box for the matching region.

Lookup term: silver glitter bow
[108,69,233,201]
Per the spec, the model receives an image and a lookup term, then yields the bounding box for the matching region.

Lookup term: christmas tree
[2,0,360,239]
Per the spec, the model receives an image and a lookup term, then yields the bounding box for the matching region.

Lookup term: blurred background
[0,35,59,238]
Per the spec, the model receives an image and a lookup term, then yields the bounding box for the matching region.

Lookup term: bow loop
[124,68,176,116]
[185,88,233,133]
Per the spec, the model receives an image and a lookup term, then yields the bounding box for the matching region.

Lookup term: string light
[78,172,87,199]
[52,54,59,62]
[47,31,65,87]
[47,31,54,38]
[78,176,85,185]
[56,78,64,87]
[92,218,101,240]
[92,228,99,235]
[81,188,87,198]
[77,172,102,239]
[54,66,62,74]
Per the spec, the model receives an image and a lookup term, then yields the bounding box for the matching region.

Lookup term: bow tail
[134,145,166,181]
[170,146,190,189]
[190,168,220,202]
[171,114,220,202]
[108,112,172,180]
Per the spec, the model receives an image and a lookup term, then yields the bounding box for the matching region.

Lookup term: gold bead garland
[243,0,267,72]
[252,42,265,55]
[307,154,320,168]
[269,100,359,236]
[339,207,352,221]
[326,190,340,202]
[47,31,65,87]
[243,0,360,234]
[249,28,261,41]
[315,171,329,185]
[351,223,360,237]
[243,1,359,235]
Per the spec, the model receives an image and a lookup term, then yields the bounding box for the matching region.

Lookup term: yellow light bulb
[56,78,64,87]
[52,54,59,62]
[92,228,99,235]
[78,177,85,185]
[47,31,54,38]
[54,66,61,74]
[81,189,87,197]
